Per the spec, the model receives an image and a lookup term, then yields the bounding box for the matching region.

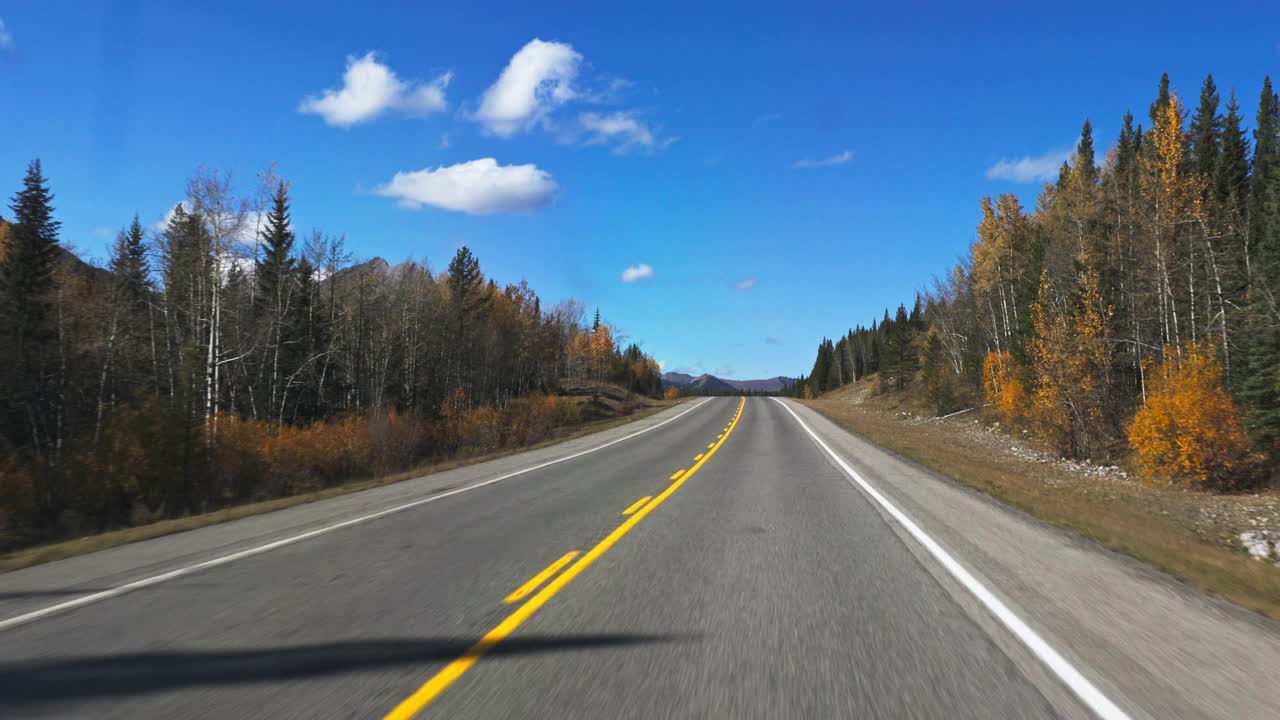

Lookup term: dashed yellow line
[384,397,747,719]
[670,469,686,481]
[502,551,579,604]
[622,496,651,515]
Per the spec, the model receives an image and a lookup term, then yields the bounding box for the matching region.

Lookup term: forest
[0,164,662,549]
[789,73,1280,490]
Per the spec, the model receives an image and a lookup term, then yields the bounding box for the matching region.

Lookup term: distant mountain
[662,372,796,394]
[661,372,696,387]
[725,376,797,393]
[685,374,738,394]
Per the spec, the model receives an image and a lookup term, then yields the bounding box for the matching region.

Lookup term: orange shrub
[1127,343,1256,489]
[459,405,503,453]
[982,350,1028,426]
[209,413,269,501]
[505,393,577,446]
[367,408,428,474]
[663,386,680,401]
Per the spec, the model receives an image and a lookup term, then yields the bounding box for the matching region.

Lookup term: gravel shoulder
[784,397,1280,720]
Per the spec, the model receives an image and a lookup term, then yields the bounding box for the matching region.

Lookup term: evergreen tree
[883,304,917,390]
[0,160,62,455]
[1076,119,1098,183]
[1217,92,1251,212]
[256,181,295,307]
[1149,72,1171,125]
[1241,76,1280,457]
[823,338,841,391]
[111,215,150,309]
[1188,75,1222,182]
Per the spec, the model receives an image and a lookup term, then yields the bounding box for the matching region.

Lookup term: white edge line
[772,398,1130,720]
[0,398,715,632]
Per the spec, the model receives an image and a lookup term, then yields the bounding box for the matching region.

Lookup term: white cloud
[793,150,853,169]
[620,263,655,283]
[985,147,1072,183]
[578,111,656,153]
[439,132,451,149]
[657,359,668,371]
[374,158,557,215]
[715,365,734,377]
[475,39,582,137]
[93,227,114,239]
[299,52,451,128]
[0,18,13,50]
[735,278,756,290]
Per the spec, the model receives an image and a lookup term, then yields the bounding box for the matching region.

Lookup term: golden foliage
[1128,343,1255,489]
[803,383,814,400]
[663,386,681,401]
[1028,268,1112,458]
[589,323,614,379]
[981,350,1028,425]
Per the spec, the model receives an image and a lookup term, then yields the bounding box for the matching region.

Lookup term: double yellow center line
[384,397,747,718]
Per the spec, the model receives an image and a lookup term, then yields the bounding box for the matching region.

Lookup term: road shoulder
[780,398,1280,720]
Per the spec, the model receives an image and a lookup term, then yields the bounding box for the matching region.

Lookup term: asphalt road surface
[1,397,1277,719]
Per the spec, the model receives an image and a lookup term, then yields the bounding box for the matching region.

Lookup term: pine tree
[111,214,150,312]
[1149,72,1171,125]
[446,245,490,392]
[0,160,62,455]
[1076,119,1098,183]
[823,338,841,391]
[1217,92,1250,212]
[883,304,917,390]
[1241,76,1280,458]
[1188,75,1222,182]
[256,181,295,308]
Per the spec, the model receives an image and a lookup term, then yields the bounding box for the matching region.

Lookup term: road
[1,397,1278,719]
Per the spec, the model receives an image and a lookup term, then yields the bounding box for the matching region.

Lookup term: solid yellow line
[669,469,685,481]
[502,551,579,604]
[384,397,747,719]
[622,496,651,516]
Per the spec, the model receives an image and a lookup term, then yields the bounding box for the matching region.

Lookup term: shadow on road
[0,632,697,709]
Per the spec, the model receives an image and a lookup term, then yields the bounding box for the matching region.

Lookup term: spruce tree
[823,339,841,390]
[1076,119,1098,183]
[1241,76,1280,458]
[256,182,295,308]
[111,214,150,312]
[1217,92,1251,212]
[1188,75,1222,182]
[0,160,62,454]
[1149,72,1171,125]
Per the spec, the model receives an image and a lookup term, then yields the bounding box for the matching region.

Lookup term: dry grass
[0,399,680,575]
[805,387,1280,621]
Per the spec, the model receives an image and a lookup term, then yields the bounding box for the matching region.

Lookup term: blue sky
[3,2,1279,379]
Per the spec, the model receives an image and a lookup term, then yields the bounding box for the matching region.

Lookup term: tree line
[789,72,1280,489]
[0,163,661,548]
